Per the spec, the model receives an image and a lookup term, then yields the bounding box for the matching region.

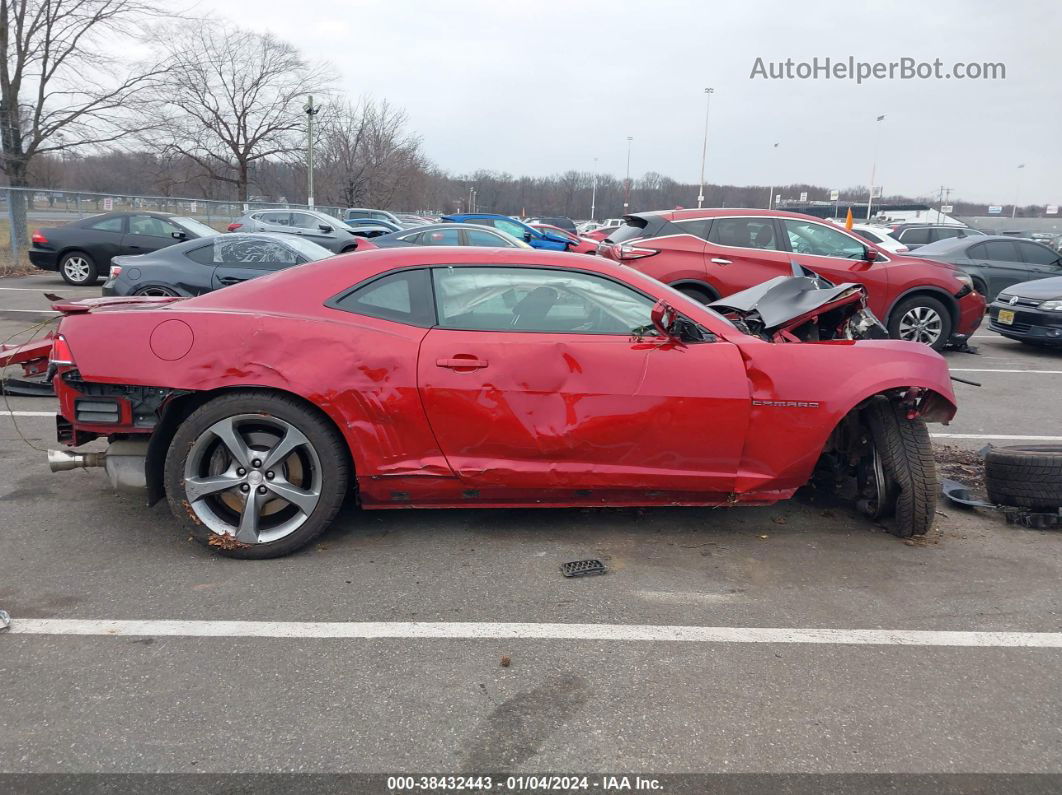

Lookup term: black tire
[985,445,1062,509]
[864,398,937,537]
[58,251,98,285]
[675,284,716,305]
[135,285,178,297]
[887,295,953,351]
[164,391,350,559]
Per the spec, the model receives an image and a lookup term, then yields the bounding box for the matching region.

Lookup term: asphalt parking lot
[1,272,1060,777]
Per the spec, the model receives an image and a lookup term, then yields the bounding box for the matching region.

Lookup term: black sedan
[988,276,1062,347]
[30,211,219,286]
[368,222,532,249]
[915,235,1062,301]
[102,233,334,297]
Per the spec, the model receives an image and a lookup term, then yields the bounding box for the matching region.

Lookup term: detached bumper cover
[952,290,987,339]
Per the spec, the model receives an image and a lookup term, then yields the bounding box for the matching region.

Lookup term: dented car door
[417,265,751,497]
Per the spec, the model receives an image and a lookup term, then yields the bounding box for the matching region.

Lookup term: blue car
[441,213,573,251]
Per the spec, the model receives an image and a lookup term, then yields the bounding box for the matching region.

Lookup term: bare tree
[314,97,425,209]
[0,0,163,250]
[144,20,331,201]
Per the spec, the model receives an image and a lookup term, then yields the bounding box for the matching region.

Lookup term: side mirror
[171,231,187,240]
[318,224,333,233]
[651,300,679,338]
[523,231,533,242]
[863,246,879,263]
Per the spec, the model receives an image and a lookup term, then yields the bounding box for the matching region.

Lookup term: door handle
[436,357,488,370]
[217,276,246,285]
[711,257,731,265]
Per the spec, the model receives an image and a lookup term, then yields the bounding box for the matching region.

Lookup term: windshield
[172,217,220,237]
[276,235,334,261]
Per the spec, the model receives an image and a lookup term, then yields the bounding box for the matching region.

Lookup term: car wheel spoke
[185,472,241,502]
[262,425,310,471]
[265,477,320,515]
[209,417,253,468]
[235,489,268,543]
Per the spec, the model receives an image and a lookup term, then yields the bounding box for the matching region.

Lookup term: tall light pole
[590,157,598,221]
[865,113,886,221]
[623,136,633,215]
[766,142,780,209]
[697,88,714,208]
[1012,163,1025,219]
[303,95,320,208]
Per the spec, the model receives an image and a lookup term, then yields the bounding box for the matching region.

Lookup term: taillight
[617,244,658,260]
[31,229,48,244]
[226,222,242,232]
[50,334,76,367]
[109,265,122,279]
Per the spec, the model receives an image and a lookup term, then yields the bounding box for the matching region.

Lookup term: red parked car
[529,223,599,254]
[600,209,985,350]
[45,247,955,558]
[583,225,620,242]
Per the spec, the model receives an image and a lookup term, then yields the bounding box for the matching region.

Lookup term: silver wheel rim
[63,257,91,282]
[139,286,174,296]
[897,306,943,345]
[183,413,322,544]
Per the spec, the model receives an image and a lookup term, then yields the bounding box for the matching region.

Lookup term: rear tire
[59,251,98,285]
[164,391,350,559]
[887,296,953,351]
[863,398,937,537]
[674,284,716,305]
[985,445,1062,509]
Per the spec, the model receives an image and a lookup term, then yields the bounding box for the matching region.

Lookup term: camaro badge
[752,400,821,408]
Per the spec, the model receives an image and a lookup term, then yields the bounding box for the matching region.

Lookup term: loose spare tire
[985,445,1062,510]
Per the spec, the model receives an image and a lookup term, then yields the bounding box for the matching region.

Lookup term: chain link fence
[1,186,344,274]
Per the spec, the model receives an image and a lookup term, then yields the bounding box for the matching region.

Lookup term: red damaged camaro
[45,247,956,558]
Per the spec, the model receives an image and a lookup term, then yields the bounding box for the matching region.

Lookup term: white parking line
[932,433,1062,442]
[0,411,55,417]
[0,308,60,314]
[7,619,1062,648]
[0,287,94,292]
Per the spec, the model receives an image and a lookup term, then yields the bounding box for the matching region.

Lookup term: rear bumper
[988,303,1062,344]
[28,248,59,271]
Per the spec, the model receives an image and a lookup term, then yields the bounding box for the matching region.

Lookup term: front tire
[887,296,952,351]
[860,398,937,538]
[59,251,98,285]
[164,391,350,558]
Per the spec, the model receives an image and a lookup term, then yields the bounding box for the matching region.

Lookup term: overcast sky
[200,0,1059,205]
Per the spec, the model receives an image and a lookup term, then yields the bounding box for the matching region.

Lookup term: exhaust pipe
[48,449,105,472]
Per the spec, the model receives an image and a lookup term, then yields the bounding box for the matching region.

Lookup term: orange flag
[845,208,854,230]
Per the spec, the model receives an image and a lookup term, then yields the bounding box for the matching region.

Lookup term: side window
[129,215,179,237]
[330,269,434,326]
[966,243,985,259]
[431,266,657,335]
[782,220,864,258]
[184,238,300,268]
[495,219,528,239]
[931,228,963,242]
[465,229,508,247]
[290,213,322,230]
[89,216,124,233]
[709,217,779,250]
[420,228,461,245]
[671,219,712,240]
[982,240,1020,262]
[898,228,930,245]
[851,228,881,244]
[1017,242,1061,266]
[258,212,292,226]
[185,245,217,265]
